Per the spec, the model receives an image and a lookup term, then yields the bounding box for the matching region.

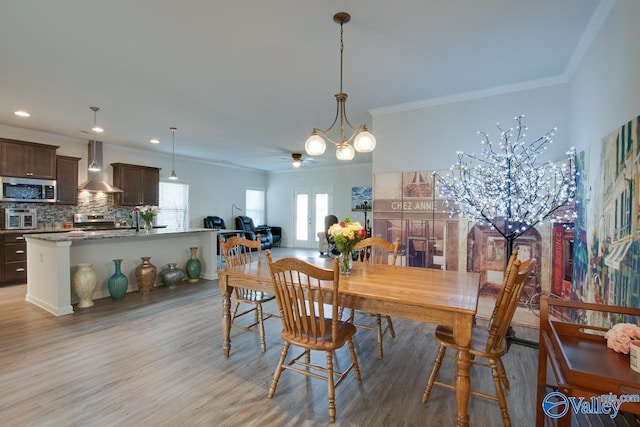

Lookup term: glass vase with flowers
[328,217,367,275]
[133,205,159,232]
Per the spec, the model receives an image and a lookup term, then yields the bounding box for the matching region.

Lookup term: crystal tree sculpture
[438,115,577,261]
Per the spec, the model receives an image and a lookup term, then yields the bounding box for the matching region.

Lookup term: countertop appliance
[73,214,117,230]
[0,176,56,203]
[4,207,38,230]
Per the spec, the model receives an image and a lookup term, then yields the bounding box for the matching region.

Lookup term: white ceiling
[0,0,601,172]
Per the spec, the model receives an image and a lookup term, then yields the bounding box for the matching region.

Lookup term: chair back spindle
[487,258,537,352]
[354,237,400,265]
[267,252,339,346]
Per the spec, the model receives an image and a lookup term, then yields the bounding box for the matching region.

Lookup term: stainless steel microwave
[0,176,57,203]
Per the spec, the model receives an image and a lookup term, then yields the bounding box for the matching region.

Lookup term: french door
[293,187,332,248]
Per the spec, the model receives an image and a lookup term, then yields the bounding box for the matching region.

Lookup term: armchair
[203,216,226,229]
[234,216,272,250]
[204,216,229,255]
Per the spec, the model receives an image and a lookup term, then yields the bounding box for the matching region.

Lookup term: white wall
[371,83,570,173]
[0,124,266,229]
[266,163,372,248]
[569,0,640,151]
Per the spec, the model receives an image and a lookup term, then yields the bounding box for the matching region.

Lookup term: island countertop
[25,228,218,316]
[26,227,213,242]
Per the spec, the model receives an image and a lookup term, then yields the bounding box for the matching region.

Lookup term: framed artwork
[352,186,372,211]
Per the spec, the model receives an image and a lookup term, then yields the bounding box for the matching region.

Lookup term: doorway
[293,187,332,249]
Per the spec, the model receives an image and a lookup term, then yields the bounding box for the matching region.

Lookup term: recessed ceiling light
[150,138,160,144]
[14,111,30,117]
[92,126,104,133]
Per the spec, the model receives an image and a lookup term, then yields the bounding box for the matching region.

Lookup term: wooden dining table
[217,256,480,427]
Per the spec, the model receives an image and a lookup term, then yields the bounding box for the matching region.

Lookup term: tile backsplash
[0,193,140,228]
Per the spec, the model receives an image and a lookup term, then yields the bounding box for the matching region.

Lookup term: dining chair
[350,236,401,359]
[422,257,537,427]
[266,251,361,423]
[219,234,275,353]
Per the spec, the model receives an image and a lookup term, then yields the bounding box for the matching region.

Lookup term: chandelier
[304,12,376,161]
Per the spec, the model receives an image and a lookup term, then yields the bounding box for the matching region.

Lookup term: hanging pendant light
[169,127,178,180]
[304,12,376,160]
[88,106,101,172]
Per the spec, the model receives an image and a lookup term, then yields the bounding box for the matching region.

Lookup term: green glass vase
[185,247,202,282]
[108,259,128,299]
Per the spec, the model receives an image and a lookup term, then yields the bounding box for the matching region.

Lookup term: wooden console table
[536,297,640,426]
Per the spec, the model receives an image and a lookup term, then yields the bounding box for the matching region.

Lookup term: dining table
[217,255,480,427]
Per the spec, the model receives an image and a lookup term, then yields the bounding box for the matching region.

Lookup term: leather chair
[204,216,227,254]
[204,216,226,229]
[267,226,282,247]
[235,216,272,250]
[324,215,339,256]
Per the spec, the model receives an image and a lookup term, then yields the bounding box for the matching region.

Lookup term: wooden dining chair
[219,234,275,352]
[350,236,401,359]
[422,257,537,427]
[266,251,361,423]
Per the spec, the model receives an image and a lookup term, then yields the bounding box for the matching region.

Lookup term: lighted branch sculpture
[438,115,577,261]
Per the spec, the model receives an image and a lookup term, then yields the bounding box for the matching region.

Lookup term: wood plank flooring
[0,249,541,426]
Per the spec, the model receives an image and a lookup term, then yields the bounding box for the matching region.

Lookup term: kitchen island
[25,228,218,316]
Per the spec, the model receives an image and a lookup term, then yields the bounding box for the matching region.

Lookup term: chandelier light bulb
[305,132,326,156]
[336,144,355,160]
[354,128,376,152]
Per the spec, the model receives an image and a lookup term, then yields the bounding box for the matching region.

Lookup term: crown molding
[369,75,569,116]
[564,0,616,79]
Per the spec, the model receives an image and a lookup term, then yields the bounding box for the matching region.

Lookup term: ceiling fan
[280,153,315,168]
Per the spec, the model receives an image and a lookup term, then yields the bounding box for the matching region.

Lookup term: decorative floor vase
[339,250,353,275]
[185,247,202,283]
[72,263,97,308]
[135,257,157,293]
[108,259,128,299]
[161,263,186,289]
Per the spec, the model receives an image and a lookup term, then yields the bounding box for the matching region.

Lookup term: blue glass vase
[108,259,128,299]
[185,247,202,282]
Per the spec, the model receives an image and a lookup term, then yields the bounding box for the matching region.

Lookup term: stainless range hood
[78,141,123,193]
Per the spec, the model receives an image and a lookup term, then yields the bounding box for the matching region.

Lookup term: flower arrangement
[328,217,367,254]
[604,323,640,354]
[133,205,159,222]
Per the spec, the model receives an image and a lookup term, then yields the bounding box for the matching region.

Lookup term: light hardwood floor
[0,248,540,426]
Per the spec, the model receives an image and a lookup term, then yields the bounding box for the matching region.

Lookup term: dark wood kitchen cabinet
[2,233,27,284]
[0,138,58,179]
[111,163,160,206]
[55,155,80,205]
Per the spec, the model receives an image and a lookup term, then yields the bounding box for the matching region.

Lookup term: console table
[536,297,640,426]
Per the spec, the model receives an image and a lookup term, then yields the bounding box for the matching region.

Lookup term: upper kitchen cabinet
[0,138,58,179]
[56,155,80,205]
[111,163,160,206]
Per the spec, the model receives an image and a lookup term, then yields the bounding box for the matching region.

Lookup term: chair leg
[305,349,311,365]
[496,358,510,390]
[347,337,361,381]
[490,358,511,427]
[422,345,447,404]
[376,315,384,359]
[231,301,240,322]
[257,303,266,353]
[326,351,336,422]
[386,315,395,338]
[268,342,290,399]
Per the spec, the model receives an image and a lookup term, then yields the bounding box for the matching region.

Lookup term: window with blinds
[158,180,189,229]
[245,188,265,225]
